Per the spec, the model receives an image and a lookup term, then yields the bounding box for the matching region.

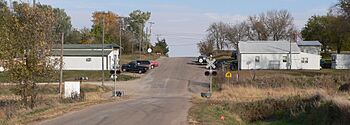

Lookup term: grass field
[190,69,350,125]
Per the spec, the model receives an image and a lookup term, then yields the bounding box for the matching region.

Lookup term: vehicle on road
[136,60,151,70]
[193,55,208,65]
[150,61,159,69]
[121,61,148,74]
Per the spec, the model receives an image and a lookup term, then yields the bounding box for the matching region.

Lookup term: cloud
[203,12,247,24]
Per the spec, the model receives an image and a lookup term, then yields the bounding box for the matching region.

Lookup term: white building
[332,54,350,69]
[51,44,120,71]
[238,41,321,70]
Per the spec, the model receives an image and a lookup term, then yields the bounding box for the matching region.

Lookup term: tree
[80,27,94,44]
[65,29,81,44]
[302,15,350,53]
[207,22,228,50]
[337,0,350,19]
[128,10,151,53]
[0,2,58,108]
[91,11,120,44]
[224,22,248,49]
[37,4,72,42]
[153,38,169,56]
[197,36,215,56]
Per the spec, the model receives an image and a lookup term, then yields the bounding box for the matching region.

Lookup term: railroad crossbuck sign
[206,59,216,69]
[225,71,232,78]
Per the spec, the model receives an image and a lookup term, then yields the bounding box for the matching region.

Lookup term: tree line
[302,0,350,54]
[199,0,350,55]
[198,10,296,55]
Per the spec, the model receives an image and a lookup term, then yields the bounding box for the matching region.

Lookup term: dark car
[193,55,208,65]
[121,61,148,74]
[136,60,151,70]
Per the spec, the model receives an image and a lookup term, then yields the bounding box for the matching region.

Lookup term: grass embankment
[189,70,350,125]
[120,53,162,64]
[0,84,128,125]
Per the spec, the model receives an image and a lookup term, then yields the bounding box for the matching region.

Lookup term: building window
[86,58,92,62]
[282,56,287,62]
[301,58,308,63]
[255,56,260,63]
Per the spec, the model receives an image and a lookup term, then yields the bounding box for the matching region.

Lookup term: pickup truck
[121,61,148,74]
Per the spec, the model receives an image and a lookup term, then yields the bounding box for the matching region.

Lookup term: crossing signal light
[205,71,210,76]
[204,70,217,76]
[212,71,217,76]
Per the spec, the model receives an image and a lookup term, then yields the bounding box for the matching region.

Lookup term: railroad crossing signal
[206,58,216,69]
[205,70,217,76]
[225,71,232,78]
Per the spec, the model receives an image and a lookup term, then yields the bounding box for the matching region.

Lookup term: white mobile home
[332,54,350,69]
[51,44,120,71]
[238,41,321,70]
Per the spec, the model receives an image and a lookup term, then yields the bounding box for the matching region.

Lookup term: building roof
[297,41,322,46]
[52,44,120,50]
[51,49,113,56]
[239,41,301,54]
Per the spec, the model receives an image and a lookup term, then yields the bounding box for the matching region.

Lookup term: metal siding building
[51,44,120,71]
[239,41,321,70]
[332,54,350,69]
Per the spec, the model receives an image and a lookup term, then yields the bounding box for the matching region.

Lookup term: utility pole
[139,23,143,60]
[59,32,64,98]
[119,17,124,67]
[102,15,105,86]
[148,22,155,49]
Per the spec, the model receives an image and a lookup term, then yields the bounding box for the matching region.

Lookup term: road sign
[147,48,152,53]
[206,58,216,69]
[225,71,232,78]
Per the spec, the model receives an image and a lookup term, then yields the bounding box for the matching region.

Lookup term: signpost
[201,55,217,98]
[225,71,232,84]
[147,48,152,60]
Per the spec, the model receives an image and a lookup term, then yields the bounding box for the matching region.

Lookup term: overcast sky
[32,0,336,57]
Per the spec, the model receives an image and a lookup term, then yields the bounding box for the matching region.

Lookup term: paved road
[36,57,207,125]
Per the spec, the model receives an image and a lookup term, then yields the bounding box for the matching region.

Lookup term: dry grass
[211,84,325,102]
[0,84,130,125]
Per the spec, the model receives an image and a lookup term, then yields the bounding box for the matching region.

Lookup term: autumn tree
[91,11,120,44]
[37,4,72,43]
[0,1,58,108]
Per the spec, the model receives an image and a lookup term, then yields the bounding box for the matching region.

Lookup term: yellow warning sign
[225,72,232,78]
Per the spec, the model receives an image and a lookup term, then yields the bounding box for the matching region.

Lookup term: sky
[26,0,337,57]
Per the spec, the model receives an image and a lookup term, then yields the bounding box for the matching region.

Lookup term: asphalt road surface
[36,57,208,125]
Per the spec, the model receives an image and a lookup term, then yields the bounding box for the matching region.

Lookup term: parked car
[193,55,208,65]
[136,60,151,70]
[121,61,148,74]
[150,61,159,69]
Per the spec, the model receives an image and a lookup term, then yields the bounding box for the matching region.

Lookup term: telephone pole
[59,32,64,97]
[102,15,105,86]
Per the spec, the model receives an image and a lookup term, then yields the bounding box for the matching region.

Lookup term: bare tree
[224,22,249,49]
[246,15,269,40]
[207,22,229,50]
[197,36,215,56]
[263,10,295,41]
